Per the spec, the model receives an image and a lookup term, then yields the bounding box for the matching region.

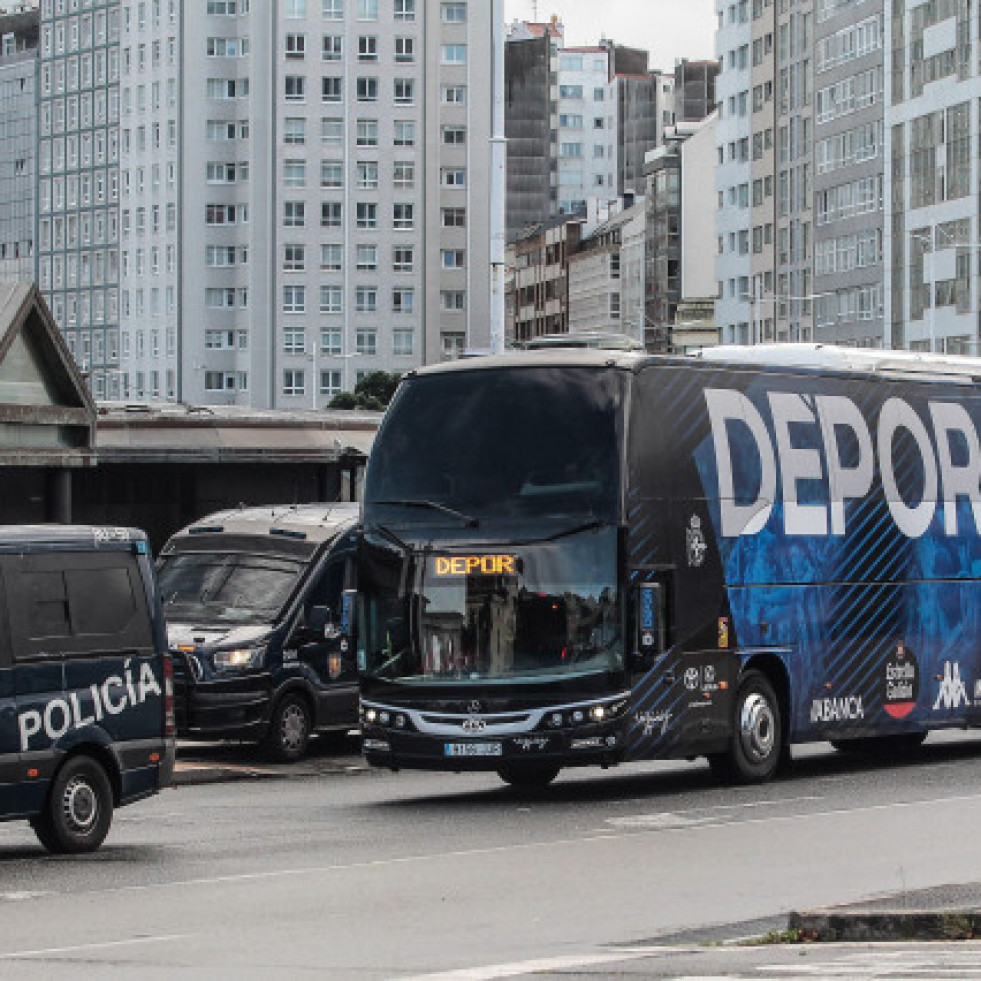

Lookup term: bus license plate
[444,742,503,757]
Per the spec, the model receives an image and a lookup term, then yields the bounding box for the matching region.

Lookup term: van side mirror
[630,582,665,670]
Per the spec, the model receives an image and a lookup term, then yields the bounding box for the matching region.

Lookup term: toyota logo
[462,717,486,733]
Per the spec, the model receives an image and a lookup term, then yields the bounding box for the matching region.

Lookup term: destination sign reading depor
[432,554,517,576]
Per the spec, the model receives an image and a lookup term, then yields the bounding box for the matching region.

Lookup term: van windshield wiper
[374,499,480,528]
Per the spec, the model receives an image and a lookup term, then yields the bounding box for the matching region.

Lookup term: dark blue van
[0,525,175,853]
[156,503,360,761]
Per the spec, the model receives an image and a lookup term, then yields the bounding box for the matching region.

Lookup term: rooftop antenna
[532,0,538,20]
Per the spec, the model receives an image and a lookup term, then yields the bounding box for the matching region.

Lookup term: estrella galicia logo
[686,514,707,568]
[881,642,919,719]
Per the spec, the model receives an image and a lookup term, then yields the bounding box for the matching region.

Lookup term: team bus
[356,344,981,788]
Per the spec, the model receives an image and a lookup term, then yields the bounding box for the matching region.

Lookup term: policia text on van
[157,504,360,761]
[0,526,175,853]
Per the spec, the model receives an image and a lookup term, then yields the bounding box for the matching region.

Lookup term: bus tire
[263,692,312,762]
[709,670,782,784]
[31,755,114,854]
[497,764,560,789]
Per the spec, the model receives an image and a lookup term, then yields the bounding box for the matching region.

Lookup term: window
[285,75,305,101]
[441,249,465,269]
[442,2,466,21]
[356,329,377,354]
[356,287,377,312]
[321,330,342,355]
[393,203,414,229]
[283,201,305,226]
[321,202,342,226]
[442,207,466,227]
[394,0,415,20]
[320,370,342,396]
[393,246,414,272]
[357,76,378,101]
[322,117,343,144]
[283,328,306,353]
[323,0,343,18]
[441,167,465,187]
[441,290,465,311]
[358,35,377,60]
[358,0,378,19]
[283,287,306,314]
[357,118,378,145]
[392,288,414,313]
[283,160,306,186]
[395,36,414,62]
[284,117,306,144]
[357,161,378,188]
[394,121,415,146]
[441,333,465,359]
[320,286,342,312]
[393,161,414,187]
[321,244,342,270]
[285,0,307,15]
[393,329,414,355]
[322,76,342,102]
[442,125,466,145]
[322,35,342,60]
[442,84,466,105]
[442,44,466,64]
[357,244,378,270]
[283,369,305,396]
[283,244,305,271]
[285,33,306,58]
[356,202,377,229]
[394,78,414,104]
[322,161,343,187]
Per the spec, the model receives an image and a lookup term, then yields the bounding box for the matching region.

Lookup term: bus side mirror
[631,582,665,669]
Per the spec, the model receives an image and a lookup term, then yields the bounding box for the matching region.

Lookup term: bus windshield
[361,528,623,685]
[365,367,623,524]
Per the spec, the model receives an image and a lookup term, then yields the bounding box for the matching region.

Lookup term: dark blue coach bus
[0,526,175,851]
[357,345,981,787]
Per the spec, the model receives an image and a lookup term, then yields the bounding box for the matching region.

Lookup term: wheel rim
[280,703,308,753]
[62,775,99,835]
[739,691,775,764]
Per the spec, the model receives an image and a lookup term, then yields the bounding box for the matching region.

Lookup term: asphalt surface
[2,731,981,977]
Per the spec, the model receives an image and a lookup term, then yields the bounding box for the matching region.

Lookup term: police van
[0,525,175,853]
[157,503,360,761]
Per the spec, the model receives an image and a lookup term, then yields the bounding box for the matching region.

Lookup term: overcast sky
[503,0,717,73]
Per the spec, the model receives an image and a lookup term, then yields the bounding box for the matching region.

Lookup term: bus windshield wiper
[537,518,606,543]
[375,499,480,528]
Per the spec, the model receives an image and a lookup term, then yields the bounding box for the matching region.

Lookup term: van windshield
[157,552,306,625]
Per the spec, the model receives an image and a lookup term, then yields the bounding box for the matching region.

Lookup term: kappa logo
[934,661,971,711]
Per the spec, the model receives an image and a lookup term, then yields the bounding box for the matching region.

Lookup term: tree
[327,370,402,411]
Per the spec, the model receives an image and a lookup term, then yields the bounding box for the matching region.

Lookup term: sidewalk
[789,882,981,941]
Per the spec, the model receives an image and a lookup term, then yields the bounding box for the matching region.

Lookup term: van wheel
[31,756,113,854]
[497,764,561,789]
[264,693,312,762]
[708,670,782,784]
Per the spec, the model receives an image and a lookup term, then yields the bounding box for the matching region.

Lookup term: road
[1,732,981,978]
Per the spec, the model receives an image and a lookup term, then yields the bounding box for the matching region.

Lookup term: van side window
[306,559,347,614]
[4,552,152,661]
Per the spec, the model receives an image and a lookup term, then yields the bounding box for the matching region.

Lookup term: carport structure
[0,282,96,523]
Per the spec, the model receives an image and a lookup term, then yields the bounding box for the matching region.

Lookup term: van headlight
[213,646,266,671]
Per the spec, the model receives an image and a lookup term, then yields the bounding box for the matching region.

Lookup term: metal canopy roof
[0,282,96,467]
[95,402,381,464]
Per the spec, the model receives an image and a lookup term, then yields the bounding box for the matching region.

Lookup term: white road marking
[0,891,54,902]
[396,949,659,980]
[0,933,191,961]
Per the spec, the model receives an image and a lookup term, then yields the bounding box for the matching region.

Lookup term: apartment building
[36,0,498,407]
[0,7,37,285]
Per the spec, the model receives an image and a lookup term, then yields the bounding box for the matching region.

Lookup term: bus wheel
[709,670,782,784]
[264,693,312,762]
[31,755,114,854]
[497,764,561,789]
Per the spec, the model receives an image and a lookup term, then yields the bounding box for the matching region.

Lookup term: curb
[174,764,284,786]
[787,909,981,942]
